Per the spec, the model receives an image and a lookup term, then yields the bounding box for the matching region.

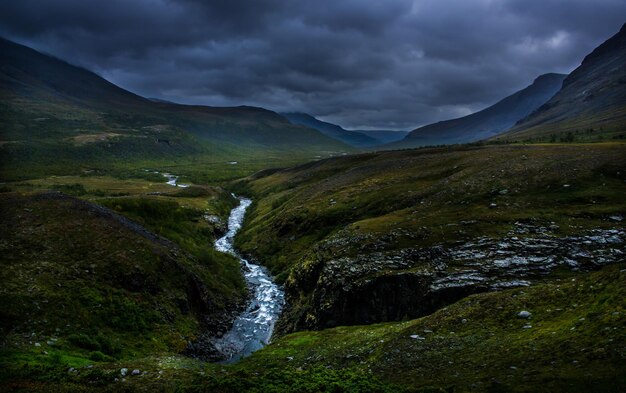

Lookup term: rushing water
[213,196,284,362]
[161,173,189,188]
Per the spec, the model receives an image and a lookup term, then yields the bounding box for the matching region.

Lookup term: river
[213,196,284,362]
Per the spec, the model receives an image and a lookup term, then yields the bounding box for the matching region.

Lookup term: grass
[1,139,625,392]
[11,170,251,300]
[231,143,626,334]
[240,263,626,392]
[236,143,626,277]
[492,101,626,144]
[2,264,623,392]
[0,189,246,379]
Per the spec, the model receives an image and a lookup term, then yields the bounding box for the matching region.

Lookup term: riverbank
[212,197,284,362]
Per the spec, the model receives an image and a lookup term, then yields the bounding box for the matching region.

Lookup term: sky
[1,1,624,130]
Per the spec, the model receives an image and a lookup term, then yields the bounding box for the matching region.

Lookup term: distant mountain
[149,97,176,104]
[349,129,409,144]
[281,112,381,148]
[0,37,349,180]
[495,23,626,142]
[389,73,566,148]
[0,38,151,109]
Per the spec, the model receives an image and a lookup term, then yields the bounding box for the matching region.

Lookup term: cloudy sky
[1,1,624,130]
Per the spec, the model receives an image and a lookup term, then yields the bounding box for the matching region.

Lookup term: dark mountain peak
[581,22,626,65]
[392,73,566,148]
[0,36,149,107]
[495,24,626,142]
[281,112,380,148]
[533,73,567,84]
[560,23,625,90]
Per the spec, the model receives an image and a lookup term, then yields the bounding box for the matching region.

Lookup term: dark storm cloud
[1,0,624,130]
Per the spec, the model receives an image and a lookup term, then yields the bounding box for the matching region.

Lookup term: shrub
[67,333,100,351]
[89,351,106,361]
[52,183,87,196]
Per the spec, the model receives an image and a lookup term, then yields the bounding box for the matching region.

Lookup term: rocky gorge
[277,221,625,333]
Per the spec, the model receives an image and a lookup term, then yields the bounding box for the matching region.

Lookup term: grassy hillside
[0,189,246,373]
[1,143,624,392]
[243,263,626,392]
[2,262,623,392]
[232,143,626,332]
[1,28,625,393]
[0,38,351,182]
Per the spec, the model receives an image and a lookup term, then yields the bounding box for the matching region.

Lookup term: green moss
[96,196,246,302]
[0,192,243,369]
[235,142,626,286]
[239,264,626,392]
[5,265,622,392]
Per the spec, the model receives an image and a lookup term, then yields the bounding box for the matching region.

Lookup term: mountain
[390,73,566,148]
[0,38,350,180]
[349,129,409,144]
[282,112,408,146]
[281,112,381,148]
[494,23,626,142]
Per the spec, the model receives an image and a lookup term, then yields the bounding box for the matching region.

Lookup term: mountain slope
[240,264,625,392]
[0,191,246,363]
[281,112,380,148]
[391,73,566,148]
[494,23,626,142]
[0,38,350,181]
[233,143,626,333]
[351,129,409,144]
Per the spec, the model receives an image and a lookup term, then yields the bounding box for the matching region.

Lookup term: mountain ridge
[281,112,381,148]
[387,72,566,148]
[495,23,626,141]
[0,37,351,181]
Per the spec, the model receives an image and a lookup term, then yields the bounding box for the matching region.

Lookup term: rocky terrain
[234,143,626,335]
[279,221,625,331]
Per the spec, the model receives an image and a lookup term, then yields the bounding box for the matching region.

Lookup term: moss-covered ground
[235,143,626,280]
[1,143,625,392]
[2,264,623,392]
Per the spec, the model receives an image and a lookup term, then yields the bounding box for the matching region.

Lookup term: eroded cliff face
[277,222,625,334]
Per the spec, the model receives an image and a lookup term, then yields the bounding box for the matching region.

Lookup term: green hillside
[0,188,245,372]
[1,21,626,393]
[2,206,623,392]
[240,263,626,392]
[232,143,626,333]
[0,38,351,182]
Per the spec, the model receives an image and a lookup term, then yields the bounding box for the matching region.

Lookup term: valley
[2,142,624,392]
[233,143,626,333]
[1,13,625,393]
[212,197,284,363]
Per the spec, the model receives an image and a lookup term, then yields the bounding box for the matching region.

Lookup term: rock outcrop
[277,222,625,333]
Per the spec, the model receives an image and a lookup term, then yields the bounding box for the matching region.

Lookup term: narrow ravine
[213,196,284,362]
